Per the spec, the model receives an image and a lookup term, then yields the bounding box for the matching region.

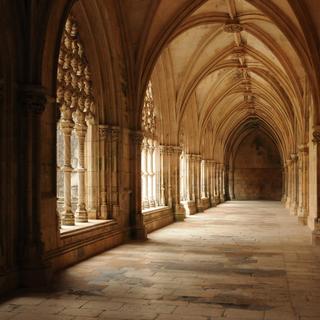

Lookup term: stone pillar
[19,85,51,286]
[130,131,147,240]
[74,110,88,222]
[207,160,216,206]
[285,159,292,209]
[229,164,235,200]
[169,146,185,221]
[99,126,108,219]
[281,164,287,203]
[60,109,75,225]
[290,153,298,215]
[298,145,309,224]
[219,164,225,203]
[312,129,320,240]
[194,155,203,212]
[214,162,220,204]
[159,145,167,207]
[141,139,149,209]
[182,153,196,215]
[110,127,120,220]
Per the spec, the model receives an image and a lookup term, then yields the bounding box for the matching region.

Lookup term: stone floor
[1,201,320,320]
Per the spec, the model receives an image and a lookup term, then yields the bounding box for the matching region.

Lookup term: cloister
[0,0,320,318]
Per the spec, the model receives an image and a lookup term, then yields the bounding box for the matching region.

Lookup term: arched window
[141,81,160,210]
[56,16,95,227]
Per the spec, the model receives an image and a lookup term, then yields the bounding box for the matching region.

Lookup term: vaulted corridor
[1,201,320,320]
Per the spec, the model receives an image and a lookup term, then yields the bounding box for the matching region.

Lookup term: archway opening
[232,129,282,200]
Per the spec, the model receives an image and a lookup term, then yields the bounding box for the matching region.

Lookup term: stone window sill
[142,206,170,215]
[60,219,115,237]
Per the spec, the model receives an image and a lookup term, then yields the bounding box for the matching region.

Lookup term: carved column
[130,131,147,240]
[110,127,120,219]
[99,126,108,219]
[290,153,298,215]
[60,108,75,225]
[19,85,50,286]
[214,162,220,204]
[229,164,235,200]
[74,110,88,222]
[312,129,320,238]
[285,159,292,209]
[171,146,185,220]
[281,164,287,203]
[159,145,166,206]
[194,155,203,212]
[298,145,309,224]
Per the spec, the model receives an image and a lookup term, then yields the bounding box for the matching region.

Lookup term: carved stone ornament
[20,86,47,115]
[223,20,243,33]
[298,144,309,154]
[312,130,320,143]
[57,15,95,122]
[142,81,156,139]
[290,153,298,162]
[99,125,108,138]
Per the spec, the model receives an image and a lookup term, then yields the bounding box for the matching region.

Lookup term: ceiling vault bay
[142,0,318,163]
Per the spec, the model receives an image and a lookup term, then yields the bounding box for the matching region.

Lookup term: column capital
[111,126,120,142]
[99,125,108,138]
[312,126,320,143]
[290,153,298,162]
[19,85,48,115]
[60,118,74,135]
[298,144,308,154]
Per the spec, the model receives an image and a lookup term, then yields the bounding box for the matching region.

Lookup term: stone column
[74,110,88,222]
[159,145,167,206]
[141,139,149,209]
[290,153,298,215]
[110,127,120,220]
[185,154,192,201]
[194,155,203,212]
[285,159,292,209]
[298,145,309,224]
[99,126,108,219]
[312,129,320,240]
[60,109,75,225]
[214,162,220,204]
[19,85,50,286]
[229,164,235,200]
[130,131,147,240]
[170,146,185,220]
[219,164,225,203]
[281,164,287,203]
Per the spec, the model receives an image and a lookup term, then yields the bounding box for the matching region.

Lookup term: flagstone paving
[1,201,320,320]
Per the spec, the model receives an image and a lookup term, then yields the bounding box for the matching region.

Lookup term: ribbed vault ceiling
[148,0,314,162]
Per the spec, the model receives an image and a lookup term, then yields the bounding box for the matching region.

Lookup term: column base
[174,205,186,221]
[196,200,204,213]
[209,197,216,207]
[214,196,220,205]
[182,201,197,215]
[298,207,308,225]
[132,226,147,241]
[285,197,291,209]
[62,210,75,225]
[76,209,88,222]
[290,203,298,215]
[201,197,210,210]
[312,219,320,245]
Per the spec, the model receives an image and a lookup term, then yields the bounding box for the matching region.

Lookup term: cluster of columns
[99,125,120,220]
[141,138,158,210]
[180,154,226,215]
[59,109,89,225]
[282,146,309,224]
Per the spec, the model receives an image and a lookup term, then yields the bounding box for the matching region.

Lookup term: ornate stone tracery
[56,15,95,226]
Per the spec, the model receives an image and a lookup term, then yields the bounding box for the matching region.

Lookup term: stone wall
[233,131,282,200]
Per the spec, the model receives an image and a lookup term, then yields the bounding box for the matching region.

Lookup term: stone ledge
[60,219,115,237]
